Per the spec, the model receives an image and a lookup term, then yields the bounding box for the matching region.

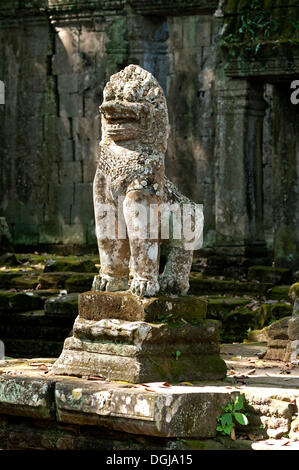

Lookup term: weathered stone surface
[267,317,291,340]
[65,273,95,292]
[38,272,94,291]
[265,316,293,361]
[55,380,237,438]
[269,285,291,300]
[289,283,299,304]
[44,293,79,317]
[44,258,97,273]
[247,327,269,343]
[78,291,207,322]
[0,291,44,312]
[189,274,271,295]
[0,376,55,420]
[202,295,252,320]
[53,317,226,382]
[0,253,18,267]
[38,272,74,289]
[288,317,299,341]
[221,308,258,343]
[248,266,292,284]
[243,388,298,439]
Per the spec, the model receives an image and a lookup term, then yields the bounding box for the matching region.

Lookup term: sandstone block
[55,380,237,438]
[0,376,55,420]
[78,291,207,323]
[44,293,79,317]
[53,292,226,382]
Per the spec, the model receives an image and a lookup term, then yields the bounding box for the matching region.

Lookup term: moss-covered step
[0,253,19,267]
[0,310,73,337]
[200,295,252,320]
[44,293,79,317]
[38,272,95,292]
[221,308,258,343]
[2,338,64,358]
[248,266,292,285]
[255,302,292,328]
[268,285,291,300]
[247,326,269,343]
[189,274,271,296]
[44,258,97,273]
[0,270,41,289]
[0,271,26,289]
[0,291,45,312]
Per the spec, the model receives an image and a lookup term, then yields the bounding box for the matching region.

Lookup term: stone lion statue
[93,65,203,297]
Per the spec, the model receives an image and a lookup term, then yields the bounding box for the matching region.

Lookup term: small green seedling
[216,395,249,438]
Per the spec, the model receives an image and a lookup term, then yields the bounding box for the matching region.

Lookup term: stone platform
[52,292,227,382]
[0,353,298,449]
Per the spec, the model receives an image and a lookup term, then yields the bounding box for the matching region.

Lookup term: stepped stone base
[265,316,299,362]
[52,291,227,383]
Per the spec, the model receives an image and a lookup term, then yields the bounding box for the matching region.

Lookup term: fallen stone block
[55,380,238,438]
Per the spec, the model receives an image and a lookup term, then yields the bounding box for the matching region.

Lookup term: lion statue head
[100,64,169,152]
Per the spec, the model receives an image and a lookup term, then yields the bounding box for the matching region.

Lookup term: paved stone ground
[221,342,299,387]
[0,342,298,449]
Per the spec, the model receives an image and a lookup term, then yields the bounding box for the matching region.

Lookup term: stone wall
[0,0,220,250]
[0,1,298,266]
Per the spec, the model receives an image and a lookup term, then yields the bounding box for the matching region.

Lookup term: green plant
[221,0,282,55]
[216,395,249,437]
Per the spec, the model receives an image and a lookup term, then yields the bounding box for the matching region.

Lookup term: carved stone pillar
[272,84,299,268]
[215,79,267,257]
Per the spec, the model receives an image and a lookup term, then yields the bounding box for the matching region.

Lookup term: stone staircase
[0,252,297,358]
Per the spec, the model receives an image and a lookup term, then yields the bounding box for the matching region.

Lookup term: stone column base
[52,291,227,383]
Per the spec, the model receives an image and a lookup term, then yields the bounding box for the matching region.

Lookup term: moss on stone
[248,265,292,284]
[65,273,95,292]
[222,308,258,343]
[269,285,291,300]
[44,258,97,274]
[201,295,252,320]
[105,16,129,76]
[189,275,270,296]
[289,283,299,303]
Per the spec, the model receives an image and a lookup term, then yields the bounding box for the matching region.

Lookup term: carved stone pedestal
[53,292,227,382]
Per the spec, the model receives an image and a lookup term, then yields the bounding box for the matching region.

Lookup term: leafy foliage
[221,0,298,55]
[216,395,249,437]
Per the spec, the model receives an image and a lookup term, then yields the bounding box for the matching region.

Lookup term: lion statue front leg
[123,185,160,297]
